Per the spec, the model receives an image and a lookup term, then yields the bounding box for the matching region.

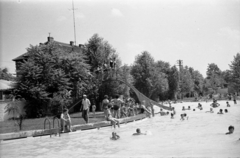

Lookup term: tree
[0,68,15,81]
[179,66,194,98]
[84,34,122,110]
[16,42,90,118]
[131,51,156,98]
[229,53,240,93]
[206,63,225,91]
[167,66,179,100]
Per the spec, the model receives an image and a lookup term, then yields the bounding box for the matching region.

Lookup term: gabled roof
[12,37,84,62]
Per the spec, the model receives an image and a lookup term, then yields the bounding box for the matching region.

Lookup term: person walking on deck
[81,94,91,124]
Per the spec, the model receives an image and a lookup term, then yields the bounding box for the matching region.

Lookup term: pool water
[1,100,240,157]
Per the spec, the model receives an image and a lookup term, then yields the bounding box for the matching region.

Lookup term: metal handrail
[44,117,51,138]
[53,116,61,137]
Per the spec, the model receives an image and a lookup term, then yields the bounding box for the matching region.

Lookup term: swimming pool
[1,100,240,157]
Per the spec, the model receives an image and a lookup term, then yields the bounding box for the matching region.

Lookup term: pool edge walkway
[0,114,146,141]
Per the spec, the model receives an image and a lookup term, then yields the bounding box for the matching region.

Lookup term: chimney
[47,37,54,42]
[70,41,74,46]
[79,44,84,48]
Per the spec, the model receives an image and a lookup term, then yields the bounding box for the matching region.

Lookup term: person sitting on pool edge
[106,104,120,128]
[60,108,72,132]
[210,100,220,108]
[111,132,120,140]
[226,126,234,135]
[217,109,224,114]
[206,108,214,113]
[133,128,146,135]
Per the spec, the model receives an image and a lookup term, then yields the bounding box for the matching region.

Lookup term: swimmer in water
[188,106,191,110]
[224,109,228,113]
[111,132,120,140]
[226,102,230,107]
[180,113,188,120]
[171,113,174,119]
[182,106,185,111]
[206,108,214,113]
[226,126,234,135]
[217,109,224,114]
[133,128,146,135]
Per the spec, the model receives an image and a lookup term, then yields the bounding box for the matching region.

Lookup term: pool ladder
[44,117,61,138]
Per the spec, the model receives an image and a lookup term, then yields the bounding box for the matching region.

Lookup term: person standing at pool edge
[81,94,91,124]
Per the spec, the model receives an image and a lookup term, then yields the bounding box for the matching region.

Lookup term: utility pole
[176,60,183,100]
[70,0,77,45]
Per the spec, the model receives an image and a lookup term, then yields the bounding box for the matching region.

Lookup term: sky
[0,0,240,77]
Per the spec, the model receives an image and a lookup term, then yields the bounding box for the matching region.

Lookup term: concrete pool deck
[0,114,147,141]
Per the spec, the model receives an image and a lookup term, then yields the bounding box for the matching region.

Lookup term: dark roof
[13,38,83,62]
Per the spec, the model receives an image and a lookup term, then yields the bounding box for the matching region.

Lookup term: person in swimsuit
[60,108,72,132]
[111,95,123,118]
[106,105,120,128]
[206,108,214,113]
[210,100,220,108]
[111,132,120,140]
[226,126,234,134]
[217,109,224,114]
[226,101,230,107]
[133,128,146,135]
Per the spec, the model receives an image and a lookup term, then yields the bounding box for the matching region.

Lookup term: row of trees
[14,33,240,118]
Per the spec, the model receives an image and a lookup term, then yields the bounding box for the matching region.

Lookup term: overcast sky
[1,0,240,77]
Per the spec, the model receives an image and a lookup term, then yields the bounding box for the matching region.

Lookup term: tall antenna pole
[72,0,77,45]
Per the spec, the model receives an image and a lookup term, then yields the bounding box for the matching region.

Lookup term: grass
[0,112,106,134]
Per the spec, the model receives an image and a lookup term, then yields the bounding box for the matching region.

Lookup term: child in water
[226,102,230,107]
[226,126,234,135]
[224,109,228,113]
[180,113,188,120]
[182,106,185,111]
[217,109,224,114]
[170,113,174,119]
[188,106,191,110]
[111,132,120,140]
[133,128,146,135]
[206,108,214,113]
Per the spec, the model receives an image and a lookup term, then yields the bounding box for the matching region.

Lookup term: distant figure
[166,112,169,115]
[188,106,191,110]
[226,126,234,135]
[170,113,174,119]
[172,107,176,115]
[217,109,224,114]
[159,109,165,116]
[226,102,230,107]
[193,109,195,111]
[133,128,146,135]
[81,94,91,124]
[92,104,96,118]
[233,93,237,104]
[224,109,228,113]
[197,103,202,109]
[182,106,185,111]
[180,113,188,120]
[206,108,214,113]
[111,132,120,140]
[60,108,72,132]
[111,95,124,118]
[210,100,220,108]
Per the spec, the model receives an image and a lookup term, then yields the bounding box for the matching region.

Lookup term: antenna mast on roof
[71,0,77,45]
